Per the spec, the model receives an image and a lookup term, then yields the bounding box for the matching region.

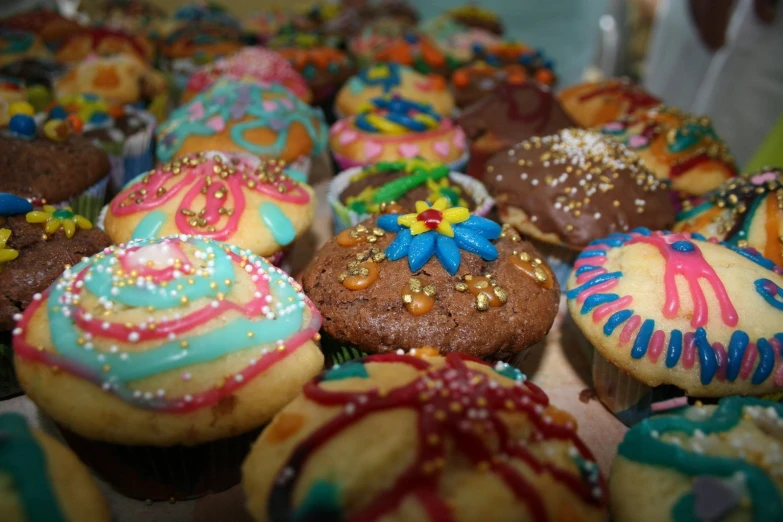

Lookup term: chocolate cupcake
[302,199,560,365]
[451,62,552,109]
[329,159,493,232]
[484,129,675,283]
[457,82,575,179]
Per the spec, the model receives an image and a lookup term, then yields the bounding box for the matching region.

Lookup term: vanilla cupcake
[14,235,324,500]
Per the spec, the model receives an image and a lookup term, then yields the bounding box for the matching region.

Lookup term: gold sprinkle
[476,293,489,311]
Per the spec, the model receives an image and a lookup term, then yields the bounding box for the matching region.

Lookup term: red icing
[619,315,641,345]
[714,343,727,381]
[740,342,757,380]
[577,82,660,115]
[417,208,442,230]
[683,332,696,369]
[648,330,665,363]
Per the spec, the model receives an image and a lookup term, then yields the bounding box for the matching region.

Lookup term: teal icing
[47,237,306,387]
[0,29,34,54]
[259,202,296,246]
[618,396,783,522]
[285,168,308,183]
[347,76,365,94]
[675,200,714,222]
[293,479,342,521]
[323,361,368,382]
[0,413,66,522]
[668,122,717,153]
[731,195,765,243]
[492,361,526,382]
[131,210,168,239]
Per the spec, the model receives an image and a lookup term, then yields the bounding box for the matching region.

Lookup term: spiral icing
[355,95,441,135]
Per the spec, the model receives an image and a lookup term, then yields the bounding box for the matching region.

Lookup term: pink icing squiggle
[592,295,633,323]
[619,315,641,346]
[740,343,757,380]
[574,256,606,270]
[174,175,245,240]
[713,343,727,381]
[683,332,696,369]
[576,268,607,285]
[647,330,665,363]
[576,279,618,304]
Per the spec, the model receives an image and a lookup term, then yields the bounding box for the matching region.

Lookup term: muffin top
[484,129,675,249]
[457,82,574,150]
[302,201,560,359]
[157,80,328,163]
[611,397,783,522]
[676,168,783,266]
[243,353,607,522]
[106,152,317,256]
[558,79,661,128]
[13,236,324,445]
[566,229,783,396]
[599,106,736,196]
[0,129,111,204]
[0,196,112,330]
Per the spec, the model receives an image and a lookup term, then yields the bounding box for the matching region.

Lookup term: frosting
[13,236,321,412]
[0,28,35,55]
[111,152,311,247]
[618,397,783,522]
[568,229,783,386]
[377,198,501,274]
[0,192,33,215]
[356,95,441,134]
[26,206,93,239]
[0,413,65,522]
[267,353,605,521]
[157,81,327,162]
[355,63,404,93]
[0,228,18,265]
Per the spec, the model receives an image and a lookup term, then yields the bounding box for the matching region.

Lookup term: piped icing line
[568,229,783,386]
[267,353,606,522]
[618,396,783,522]
[110,152,310,245]
[13,236,321,413]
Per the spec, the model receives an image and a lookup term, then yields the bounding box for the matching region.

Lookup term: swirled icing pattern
[568,229,783,388]
[355,95,441,135]
[156,80,327,162]
[12,236,321,412]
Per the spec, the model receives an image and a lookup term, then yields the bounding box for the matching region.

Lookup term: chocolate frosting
[484,128,675,249]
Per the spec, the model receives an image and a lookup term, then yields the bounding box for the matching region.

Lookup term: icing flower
[427,177,467,207]
[0,228,18,265]
[378,198,501,274]
[26,206,92,238]
[356,95,440,135]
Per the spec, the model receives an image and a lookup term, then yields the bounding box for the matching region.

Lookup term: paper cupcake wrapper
[58,424,263,501]
[524,239,578,290]
[331,149,470,174]
[52,175,109,223]
[328,166,494,234]
[0,335,22,400]
[105,109,157,195]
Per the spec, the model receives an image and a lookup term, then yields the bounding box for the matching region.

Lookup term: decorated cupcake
[0,58,66,112]
[335,63,455,118]
[676,168,783,266]
[357,31,455,76]
[277,47,354,106]
[105,152,317,260]
[457,82,575,179]
[329,94,467,170]
[566,229,783,425]
[484,129,675,284]
[447,4,504,35]
[0,77,26,116]
[0,413,110,522]
[97,0,167,34]
[181,47,312,104]
[243,353,607,522]
[44,93,157,194]
[0,9,83,48]
[0,193,111,398]
[0,29,51,67]
[157,80,328,164]
[600,106,736,197]
[303,198,559,365]
[329,158,493,232]
[468,42,556,86]
[558,79,661,128]
[428,22,502,64]
[242,9,294,43]
[611,397,783,521]
[13,235,324,500]
[54,27,156,64]
[450,59,555,110]
[0,106,112,221]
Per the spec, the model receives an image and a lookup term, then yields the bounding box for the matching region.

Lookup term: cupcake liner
[105,109,157,195]
[286,156,312,183]
[526,240,578,290]
[328,166,494,234]
[332,149,470,174]
[54,175,109,223]
[0,332,22,400]
[57,424,263,501]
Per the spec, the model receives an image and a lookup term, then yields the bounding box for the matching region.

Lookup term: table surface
[0,171,627,522]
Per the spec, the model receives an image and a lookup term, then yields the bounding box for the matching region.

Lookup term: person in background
[645,0,782,168]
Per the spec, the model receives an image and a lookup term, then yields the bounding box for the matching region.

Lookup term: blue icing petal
[434,235,461,275]
[0,193,33,216]
[408,232,436,271]
[131,210,167,239]
[453,228,498,261]
[458,216,502,239]
[385,228,413,260]
[377,213,403,232]
[259,202,296,246]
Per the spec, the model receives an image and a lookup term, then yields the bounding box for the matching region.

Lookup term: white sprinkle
[128,332,140,342]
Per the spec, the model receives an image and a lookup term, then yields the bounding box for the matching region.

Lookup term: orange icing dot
[510,254,553,290]
[403,291,434,316]
[93,65,120,88]
[465,276,505,307]
[66,114,83,133]
[342,261,379,290]
[534,69,554,85]
[451,69,470,88]
[337,229,367,247]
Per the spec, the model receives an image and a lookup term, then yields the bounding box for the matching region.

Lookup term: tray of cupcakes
[0,1,781,522]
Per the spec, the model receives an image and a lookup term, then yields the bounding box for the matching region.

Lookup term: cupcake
[0,58,66,112]
[0,111,112,221]
[105,152,317,259]
[363,31,455,76]
[566,229,783,426]
[335,63,455,118]
[277,47,354,106]
[425,19,502,64]
[329,158,493,232]
[13,235,324,500]
[457,82,575,179]
[0,78,26,116]
[558,79,661,128]
[600,106,737,197]
[54,54,167,109]
[54,27,156,64]
[303,199,560,364]
[469,42,557,86]
[0,413,110,522]
[97,0,167,34]
[676,168,783,265]
[0,29,51,67]
[372,0,420,27]
[447,4,504,35]
[242,10,294,43]
[243,352,607,522]
[611,397,783,522]
[0,9,83,48]
[329,94,467,170]
[450,61,554,109]
[484,129,675,284]
[157,80,328,164]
